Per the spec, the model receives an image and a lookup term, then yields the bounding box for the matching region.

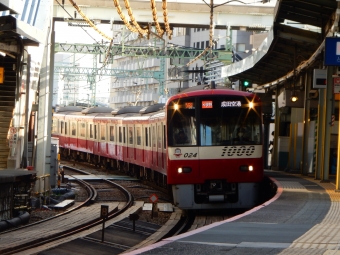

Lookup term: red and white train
[52,85,264,210]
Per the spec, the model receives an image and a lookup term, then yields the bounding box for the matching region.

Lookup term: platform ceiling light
[291,91,298,102]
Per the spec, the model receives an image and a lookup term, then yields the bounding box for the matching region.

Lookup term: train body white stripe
[168,145,262,160]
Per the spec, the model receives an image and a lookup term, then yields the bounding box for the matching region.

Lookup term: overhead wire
[68,0,113,41]
[187,0,215,66]
[55,0,100,43]
[187,0,250,66]
[98,40,114,80]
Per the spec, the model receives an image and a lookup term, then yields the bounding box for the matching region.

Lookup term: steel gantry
[54,66,164,80]
[54,42,233,63]
[54,42,233,97]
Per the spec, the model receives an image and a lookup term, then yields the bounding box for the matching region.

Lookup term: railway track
[0,161,274,254]
[0,166,134,255]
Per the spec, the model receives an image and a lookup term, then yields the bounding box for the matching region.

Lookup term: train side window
[94,125,97,140]
[65,122,67,135]
[119,126,122,143]
[61,121,64,134]
[100,124,106,141]
[136,127,141,145]
[109,126,114,142]
[145,127,148,147]
[123,127,126,143]
[80,123,85,137]
[89,124,93,139]
[71,122,76,136]
[129,126,133,144]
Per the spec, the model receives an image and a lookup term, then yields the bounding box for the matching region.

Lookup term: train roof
[111,106,144,115]
[55,106,83,113]
[179,84,232,93]
[111,104,165,116]
[139,104,164,114]
[176,84,255,97]
[81,107,113,114]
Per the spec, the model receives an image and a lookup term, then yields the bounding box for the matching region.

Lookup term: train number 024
[184,153,197,158]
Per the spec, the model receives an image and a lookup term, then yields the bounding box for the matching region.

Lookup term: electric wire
[55,0,100,43]
[68,0,113,41]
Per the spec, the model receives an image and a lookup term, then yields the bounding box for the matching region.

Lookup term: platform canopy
[222,0,337,88]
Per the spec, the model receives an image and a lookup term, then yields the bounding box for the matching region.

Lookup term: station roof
[0,169,36,184]
[222,0,338,89]
[0,16,43,47]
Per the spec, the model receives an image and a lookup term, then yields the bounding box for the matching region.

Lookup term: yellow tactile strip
[279,174,340,254]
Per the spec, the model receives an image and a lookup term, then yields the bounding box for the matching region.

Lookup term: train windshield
[167,96,262,146]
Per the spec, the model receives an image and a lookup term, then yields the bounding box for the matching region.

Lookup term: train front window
[168,99,197,146]
[200,97,261,146]
[167,96,261,147]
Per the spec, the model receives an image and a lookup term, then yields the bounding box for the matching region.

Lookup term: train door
[151,123,157,168]
[99,123,107,157]
[127,124,134,162]
[64,119,69,148]
[135,125,142,163]
[143,125,151,167]
[59,120,65,147]
[108,123,115,158]
[94,122,99,155]
[122,125,127,161]
[162,123,167,172]
[117,124,123,160]
[78,121,86,151]
[70,120,77,150]
[157,122,163,172]
[87,122,94,154]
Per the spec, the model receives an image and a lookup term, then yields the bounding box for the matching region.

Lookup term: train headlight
[174,103,179,111]
[248,101,254,109]
[178,167,192,173]
[239,165,253,172]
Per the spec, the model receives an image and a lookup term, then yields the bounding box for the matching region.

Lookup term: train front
[166,89,264,210]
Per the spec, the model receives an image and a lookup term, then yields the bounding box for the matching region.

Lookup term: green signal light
[243,80,250,86]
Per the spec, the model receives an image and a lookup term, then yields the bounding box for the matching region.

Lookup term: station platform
[126,170,340,255]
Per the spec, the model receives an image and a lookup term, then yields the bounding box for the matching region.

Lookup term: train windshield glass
[199,96,262,146]
[167,96,262,146]
[168,99,197,146]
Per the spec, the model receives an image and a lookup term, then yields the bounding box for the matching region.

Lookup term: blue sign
[324,37,340,66]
